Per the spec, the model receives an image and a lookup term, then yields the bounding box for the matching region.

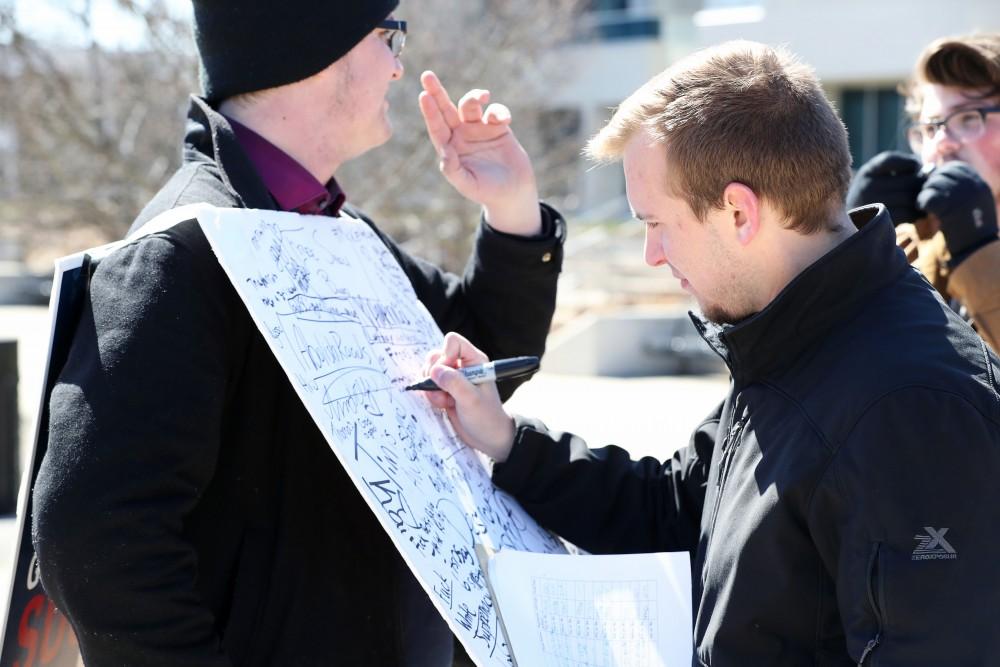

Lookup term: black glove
[916,161,998,267]
[846,151,926,226]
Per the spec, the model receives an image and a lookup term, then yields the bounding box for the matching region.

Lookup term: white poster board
[196,206,567,665]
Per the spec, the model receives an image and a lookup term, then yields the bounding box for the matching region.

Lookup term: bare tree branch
[0,0,583,273]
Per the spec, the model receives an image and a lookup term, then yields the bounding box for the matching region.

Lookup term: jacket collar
[183,95,276,211]
[692,205,909,384]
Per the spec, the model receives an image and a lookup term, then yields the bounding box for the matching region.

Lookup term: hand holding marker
[405,356,539,391]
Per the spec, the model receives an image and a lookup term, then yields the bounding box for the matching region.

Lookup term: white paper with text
[196,207,566,666]
[489,551,692,667]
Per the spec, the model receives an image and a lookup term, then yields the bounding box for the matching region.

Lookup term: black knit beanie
[193,0,400,103]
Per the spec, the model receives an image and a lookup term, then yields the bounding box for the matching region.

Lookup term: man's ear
[723,182,760,246]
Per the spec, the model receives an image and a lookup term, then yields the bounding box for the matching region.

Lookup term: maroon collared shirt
[225,115,346,216]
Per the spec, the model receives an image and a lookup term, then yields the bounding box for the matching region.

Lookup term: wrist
[487,415,516,463]
[940,210,998,259]
[947,236,998,269]
[483,195,542,237]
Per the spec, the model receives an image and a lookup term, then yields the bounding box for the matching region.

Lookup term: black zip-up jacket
[494,205,1000,666]
[32,96,565,666]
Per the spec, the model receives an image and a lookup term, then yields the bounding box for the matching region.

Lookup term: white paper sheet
[488,551,692,667]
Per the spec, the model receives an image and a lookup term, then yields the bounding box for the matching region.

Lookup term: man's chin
[700,302,755,326]
[357,124,394,157]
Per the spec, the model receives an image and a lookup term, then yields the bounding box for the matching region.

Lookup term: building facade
[554,0,1000,218]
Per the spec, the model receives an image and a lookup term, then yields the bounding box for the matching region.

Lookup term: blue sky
[14,0,191,49]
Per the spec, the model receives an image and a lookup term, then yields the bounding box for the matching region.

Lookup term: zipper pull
[716,395,744,488]
[858,633,880,666]
[716,436,728,488]
[716,421,744,488]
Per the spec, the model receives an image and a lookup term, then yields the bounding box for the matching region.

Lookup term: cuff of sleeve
[477,203,566,273]
[947,239,1000,305]
[946,236,997,269]
[492,414,550,493]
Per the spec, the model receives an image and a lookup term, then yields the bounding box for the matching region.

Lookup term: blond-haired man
[848,33,1000,352]
[424,41,1000,666]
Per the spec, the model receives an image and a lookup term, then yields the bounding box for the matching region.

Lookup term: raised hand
[418,70,542,236]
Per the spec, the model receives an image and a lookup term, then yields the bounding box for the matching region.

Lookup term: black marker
[404,356,539,391]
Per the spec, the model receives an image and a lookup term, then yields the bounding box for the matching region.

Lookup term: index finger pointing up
[420,71,461,130]
[418,90,452,154]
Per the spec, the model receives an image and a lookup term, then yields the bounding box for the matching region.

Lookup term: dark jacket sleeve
[32,224,234,667]
[490,403,721,555]
[351,204,565,400]
[809,386,1000,666]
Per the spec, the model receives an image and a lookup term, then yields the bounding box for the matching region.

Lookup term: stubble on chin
[701,303,755,326]
[699,285,757,325]
[698,267,758,325]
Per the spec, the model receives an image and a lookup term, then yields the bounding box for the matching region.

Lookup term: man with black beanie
[846,33,1000,353]
[31,1,566,665]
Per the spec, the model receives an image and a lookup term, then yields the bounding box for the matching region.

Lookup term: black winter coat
[32,96,564,666]
[495,206,1000,666]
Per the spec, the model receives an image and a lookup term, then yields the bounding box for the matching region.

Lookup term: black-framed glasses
[908,105,1000,152]
[376,19,407,58]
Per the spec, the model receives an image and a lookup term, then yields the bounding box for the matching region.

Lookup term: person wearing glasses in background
[847,34,1000,353]
[31,2,565,666]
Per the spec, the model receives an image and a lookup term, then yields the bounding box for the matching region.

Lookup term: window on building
[580,0,660,40]
[841,87,909,168]
[587,0,628,9]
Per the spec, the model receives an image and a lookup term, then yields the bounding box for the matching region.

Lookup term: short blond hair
[586,41,851,235]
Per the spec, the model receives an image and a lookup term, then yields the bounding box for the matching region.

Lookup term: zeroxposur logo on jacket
[912,527,958,561]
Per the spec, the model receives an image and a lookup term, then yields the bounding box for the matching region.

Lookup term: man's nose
[643,229,667,267]
[392,57,404,80]
[925,125,961,163]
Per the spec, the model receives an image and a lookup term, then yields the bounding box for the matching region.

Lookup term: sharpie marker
[404,356,540,392]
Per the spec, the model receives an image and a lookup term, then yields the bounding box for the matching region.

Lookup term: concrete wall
[692,0,1000,83]
[542,308,726,376]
